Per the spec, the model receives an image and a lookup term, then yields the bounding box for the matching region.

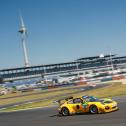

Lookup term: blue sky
[0,0,126,69]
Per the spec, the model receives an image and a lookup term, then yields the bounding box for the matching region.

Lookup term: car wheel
[89,105,98,114]
[61,107,70,116]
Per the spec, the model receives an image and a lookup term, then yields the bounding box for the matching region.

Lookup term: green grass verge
[0,89,78,105]
[73,82,126,98]
[0,100,52,112]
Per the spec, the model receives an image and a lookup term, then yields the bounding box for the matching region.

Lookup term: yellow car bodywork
[58,96,118,116]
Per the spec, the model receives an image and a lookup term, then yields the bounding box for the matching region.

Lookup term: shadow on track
[49,112,96,118]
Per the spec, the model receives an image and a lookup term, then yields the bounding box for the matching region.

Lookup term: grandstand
[0,54,126,83]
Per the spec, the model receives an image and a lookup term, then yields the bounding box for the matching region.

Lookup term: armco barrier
[101,77,112,82]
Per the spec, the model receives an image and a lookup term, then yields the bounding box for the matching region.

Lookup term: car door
[72,98,84,113]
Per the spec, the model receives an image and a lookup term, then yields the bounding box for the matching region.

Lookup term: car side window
[67,99,74,104]
[73,98,83,103]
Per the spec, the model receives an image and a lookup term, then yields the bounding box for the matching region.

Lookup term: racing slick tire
[61,107,70,116]
[89,105,98,114]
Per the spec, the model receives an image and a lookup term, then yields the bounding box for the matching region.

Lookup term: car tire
[61,107,70,116]
[89,105,98,114]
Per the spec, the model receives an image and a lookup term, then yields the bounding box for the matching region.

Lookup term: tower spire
[19,14,30,67]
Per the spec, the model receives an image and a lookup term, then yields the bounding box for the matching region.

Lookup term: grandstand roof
[1,54,126,72]
[76,54,116,61]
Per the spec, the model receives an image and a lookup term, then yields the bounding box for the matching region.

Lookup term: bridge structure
[0,54,126,83]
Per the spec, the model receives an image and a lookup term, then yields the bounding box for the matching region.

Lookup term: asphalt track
[0,96,126,126]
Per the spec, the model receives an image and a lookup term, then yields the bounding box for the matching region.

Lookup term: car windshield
[82,96,100,102]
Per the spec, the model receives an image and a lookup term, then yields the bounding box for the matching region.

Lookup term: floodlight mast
[19,15,29,67]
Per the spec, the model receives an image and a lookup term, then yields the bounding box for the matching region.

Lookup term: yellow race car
[58,95,118,116]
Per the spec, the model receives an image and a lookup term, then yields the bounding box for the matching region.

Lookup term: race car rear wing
[56,96,73,105]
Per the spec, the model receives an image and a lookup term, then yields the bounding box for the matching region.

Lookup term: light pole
[19,15,29,67]
[110,53,114,72]
[76,62,79,78]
